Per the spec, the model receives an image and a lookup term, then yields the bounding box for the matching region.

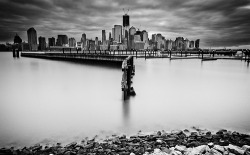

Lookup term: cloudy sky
[0,0,250,48]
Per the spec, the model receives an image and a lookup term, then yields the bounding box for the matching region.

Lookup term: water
[0,52,250,147]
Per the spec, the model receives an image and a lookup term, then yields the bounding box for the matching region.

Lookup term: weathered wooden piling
[121,56,135,100]
[12,49,16,57]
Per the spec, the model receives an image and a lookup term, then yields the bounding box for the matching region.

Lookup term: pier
[21,51,136,100]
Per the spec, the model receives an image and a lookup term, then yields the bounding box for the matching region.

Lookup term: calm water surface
[0,52,250,147]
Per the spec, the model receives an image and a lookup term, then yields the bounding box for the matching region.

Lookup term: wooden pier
[21,51,136,100]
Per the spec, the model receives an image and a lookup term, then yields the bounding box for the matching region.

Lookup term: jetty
[21,51,136,100]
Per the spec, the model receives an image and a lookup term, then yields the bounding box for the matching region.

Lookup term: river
[0,52,250,147]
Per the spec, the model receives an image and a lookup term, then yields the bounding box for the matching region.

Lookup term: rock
[175,145,186,152]
[65,142,77,148]
[162,147,171,154]
[130,153,135,155]
[156,139,163,144]
[226,144,245,155]
[245,148,250,155]
[211,148,223,155]
[219,139,230,146]
[242,145,250,151]
[214,145,225,153]
[187,141,199,148]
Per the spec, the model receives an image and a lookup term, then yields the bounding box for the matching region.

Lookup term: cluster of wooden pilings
[121,56,135,100]
[12,49,20,58]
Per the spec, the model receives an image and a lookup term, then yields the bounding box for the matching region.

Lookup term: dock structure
[21,51,136,100]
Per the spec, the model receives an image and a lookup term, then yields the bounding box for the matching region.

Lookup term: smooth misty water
[0,52,250,147]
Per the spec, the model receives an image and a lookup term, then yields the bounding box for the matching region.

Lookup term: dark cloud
[0,0,249,48]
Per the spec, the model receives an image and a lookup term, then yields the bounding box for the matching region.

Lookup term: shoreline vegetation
[1,128,250,155]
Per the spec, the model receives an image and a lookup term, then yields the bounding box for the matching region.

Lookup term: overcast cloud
[0,0,250,48]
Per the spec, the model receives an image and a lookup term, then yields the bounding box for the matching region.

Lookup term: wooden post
[245,50,247,61]
[63,48,64,54]
[170,50,172,58]
[136,50,137,58]
[202,50,203,59]
[13,49,16,57]
[145,50,146,60]
[70,48,71,53]
[16,49,19,58]
[213,50,215,57]
[181,50,182,57]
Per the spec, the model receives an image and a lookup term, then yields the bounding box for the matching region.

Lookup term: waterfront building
[109,32,112,41]
[184,39,190,50]
[69,38,76,47]
[88,40,95,50]
[102,30,106,44]
[38,36,46,51]
[27,27,38,51]
[76,42,82,50]
[166,39,173,50]
[175,37,184,50]
[195,39,200,49]
[152,34,156,43]
[81,33,86,48]
[189,41,195,48]
[128,26,136,50]
[14,34,22,44]
[142,30,149,49]
[56,35,68,46]
[110,45,118,51]
[48,37,55,47]
[21,42,30,51]
[114,25,122,43]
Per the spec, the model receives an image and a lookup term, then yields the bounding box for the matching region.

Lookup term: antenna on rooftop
[123,8,129,14]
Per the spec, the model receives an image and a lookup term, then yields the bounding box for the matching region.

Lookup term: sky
[0,0,250,48]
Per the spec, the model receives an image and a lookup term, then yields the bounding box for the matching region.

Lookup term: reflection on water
[0,52,250,147]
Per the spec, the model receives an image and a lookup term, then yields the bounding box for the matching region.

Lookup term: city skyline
[0,0,250,48]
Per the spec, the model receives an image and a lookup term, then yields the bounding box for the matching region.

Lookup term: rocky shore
[1,128,250,155]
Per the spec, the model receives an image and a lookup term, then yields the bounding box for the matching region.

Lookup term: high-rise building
[112,28,115,40]
[69,38,76,47]
[175,37,184,50]
[14,34,22,44]
[109,32,112,41]
[128,26,136,50]
[195,39,200,49]
[190,41,195,48]
[152,34,156,43]
[102,30,106,44]
[123,13,130,47]
[56,35,68,46]
[184,39,190,50]
[48,37,55,47]
[81,33,86,47]
[27,27,38,51]
[114,25,122,43]
[38,36,46,51]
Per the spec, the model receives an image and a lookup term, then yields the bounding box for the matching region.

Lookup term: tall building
[152,34,156,43]
[123,13,130,46]
[27,27,38,51]
[109,32,112,41]
[175,37,184,50]
[14,34,22,44]
[102,30,106,44]
[190,41,195,48]
[195,39,200,49]
[56,35,68,46]
[38,36,46,51]
[112,28,115,40]
[48,37,55,47]
[184,39,190,50]
[69,38,76,47]
[81,33,86,47]
[128,26,136,50]
[114,25,122,43]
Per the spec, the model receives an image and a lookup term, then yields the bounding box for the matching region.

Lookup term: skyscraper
[109,32,112,41]
[81,33,86,47]
[38,36,46,51]
[56,35,68,46]
[48,37,55,47]
[27,27,38,51]
[102,30,106,44]
[123,13,130,45]
[128,26,136,50]
[69,38,76,47]
[114,25,122,43]
[195,39,200,49]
